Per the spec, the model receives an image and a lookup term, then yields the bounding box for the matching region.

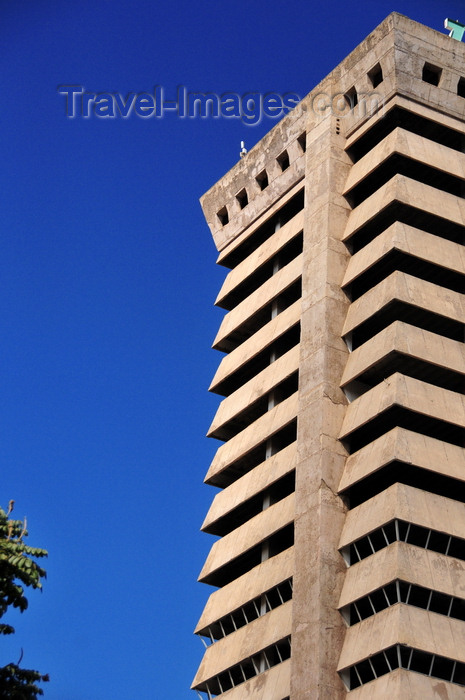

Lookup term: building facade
[192,13,465,699]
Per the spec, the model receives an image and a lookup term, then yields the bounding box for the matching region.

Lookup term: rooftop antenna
[445,18,465,41]
[240,141,247,158]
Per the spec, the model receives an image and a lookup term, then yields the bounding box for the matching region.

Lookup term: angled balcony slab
[205,392,298,484]
[342,271,465,337]
[337,604,465,672]
[195,548,294,634]
[202,443,297,533]
[343,127,465,197]
[216,210,304,306]
[342,222,465,289]
[339,483,465,551]
[198,493,294,583]
[339,541,465,609]
[338,427,465,493]
[340,321,465,388]
[213,255,302,351]
[192,600,291,686]
[208,346,299,439]
[339,373,465,442]
[345,94,465,153]
[209,300,301,394]
[343,174,465,244]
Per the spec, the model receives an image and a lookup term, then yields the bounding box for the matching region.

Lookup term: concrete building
[192,13,465,699]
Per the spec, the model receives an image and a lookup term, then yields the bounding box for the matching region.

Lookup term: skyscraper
[192,13,465,699]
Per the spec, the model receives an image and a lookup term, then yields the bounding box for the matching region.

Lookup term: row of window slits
[345,518,465,566]
[343,62,383,112]
[216,135,306,227]
[344,644,465,691]
[214,55,457,230]
[343,60,465,118]
[344,579,465,626]
[194,637,291,698]
[198,578,293,645]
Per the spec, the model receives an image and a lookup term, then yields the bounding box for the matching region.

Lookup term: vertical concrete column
[290,112,352,699]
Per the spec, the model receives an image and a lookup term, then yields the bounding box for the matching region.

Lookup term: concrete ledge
[213,255,302,350]
[192,601,291,686]
[344,127,465,196]
[209,301,301,393]
[339,541,465,609]
[216,210,304,306]
[198,494,294,582]
[205,392,298,484]
[340,321,465,388]
[345,94,465,153]
[339,483,465,550]
[342,271,465,337]
[195,548,294,634]
[337,604,465,671]
[343,174,465,243]
[208,346,299,438]
[339,373,465,441]
[342,222,465,288]
[338,427,465,493]
[202,443,296,532]
[344,667,465,699]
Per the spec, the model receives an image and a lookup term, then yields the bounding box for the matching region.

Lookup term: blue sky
[0,1,463,698]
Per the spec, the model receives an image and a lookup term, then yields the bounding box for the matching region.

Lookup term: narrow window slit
[344,86,358,109]
[422,62,442,86]
[277,150,290,172]
[236,188,248,209]
[368,63,383,87]
[256,169,269,190]
[217,206,229,226]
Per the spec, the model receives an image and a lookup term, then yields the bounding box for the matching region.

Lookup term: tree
[0,500,49,698]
